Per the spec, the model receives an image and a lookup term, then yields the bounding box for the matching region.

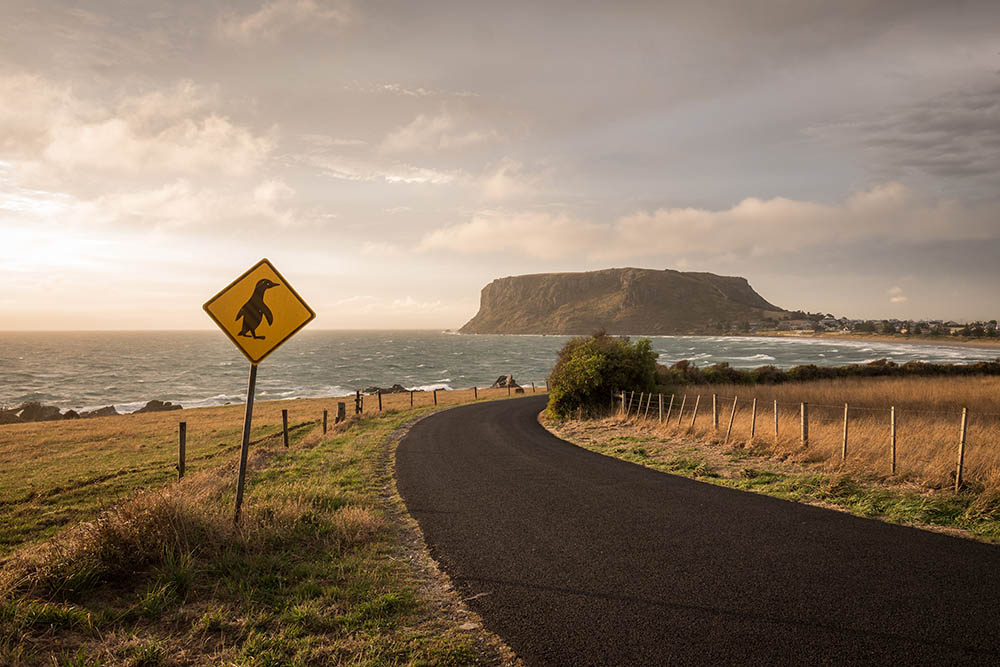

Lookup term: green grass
[551,420,1000,543]
[0,401,320,559]
[0,402,504,664]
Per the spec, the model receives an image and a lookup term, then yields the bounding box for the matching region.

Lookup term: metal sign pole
[233,363,259,524]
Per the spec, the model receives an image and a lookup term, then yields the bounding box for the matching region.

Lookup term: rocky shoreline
[2,374,527,425]
[0,399,182,425]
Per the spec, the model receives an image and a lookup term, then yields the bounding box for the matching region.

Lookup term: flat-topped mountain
[459,268,788,335]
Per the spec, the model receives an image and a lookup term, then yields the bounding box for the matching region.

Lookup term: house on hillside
[778,319,815,331]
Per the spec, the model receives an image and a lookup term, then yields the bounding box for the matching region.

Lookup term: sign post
[203,258,315,523]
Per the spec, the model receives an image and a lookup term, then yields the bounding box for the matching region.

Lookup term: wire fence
[614,389,999,491]
[170,382,547,480]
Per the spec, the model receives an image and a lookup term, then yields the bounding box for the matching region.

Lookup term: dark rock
[0,409,21,425]
[363,384,410,394]
[17,402,63,422]
[491,375,520,389]
[80,405,119,418]
[134,400,182,414]
[63,410,80,420]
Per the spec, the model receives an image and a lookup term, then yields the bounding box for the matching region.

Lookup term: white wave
[412,383,453,391]
[728,354,776,361]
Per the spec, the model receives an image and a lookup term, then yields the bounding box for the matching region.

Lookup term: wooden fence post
[473,386,477,400]
[724,396,738,445]
[626,391,635,417]
[532,382,536,393]
[337,402,346,423]
[433,389,438,405]
[282,409,289,448]
[323,409,328,434]
[411,390,415,406]
[658,394,663,422]
[955,407,968,492]
[749,398,757,443]
[355,390,361,414]
[177,422,186,480]
[773,399,779,442]
[712,394,719,430]
[842,403,848,461]
[800,402,808,447]
[689,395,701,430]
[643,393,652,421]
[665,394,675,424]
[676,395,687,427]
[890,406,897,474]
[378,391,383,412]
[620,392,625,416]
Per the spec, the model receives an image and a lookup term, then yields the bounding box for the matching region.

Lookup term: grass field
[546,375,1000,543]
[0,385,539,560]
[629,375,1000,490]
[0,388,530,665]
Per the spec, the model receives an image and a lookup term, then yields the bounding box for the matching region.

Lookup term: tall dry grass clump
[0,468,234,600]
[0,441,385,604]
[617,376,1000,490]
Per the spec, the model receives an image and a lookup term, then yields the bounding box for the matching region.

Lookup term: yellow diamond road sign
[203,258,315,365]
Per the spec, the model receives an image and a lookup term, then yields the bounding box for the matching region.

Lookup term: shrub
[655,357,1000,387]
[546,332,657,418]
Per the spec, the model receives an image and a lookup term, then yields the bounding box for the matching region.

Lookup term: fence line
[159,382,546,480]
[615,390,987,490]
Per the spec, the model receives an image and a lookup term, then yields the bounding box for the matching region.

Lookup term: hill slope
[459,268,787,335]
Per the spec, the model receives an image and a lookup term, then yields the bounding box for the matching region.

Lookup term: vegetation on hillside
[546,332,657,418]
[658,358,1000,387]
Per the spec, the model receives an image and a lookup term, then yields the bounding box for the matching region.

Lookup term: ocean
[1,331,997,413]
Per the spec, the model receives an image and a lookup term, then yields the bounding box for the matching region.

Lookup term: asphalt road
[395,395,1000,666]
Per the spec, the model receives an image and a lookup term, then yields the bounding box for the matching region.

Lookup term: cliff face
[458,268,787,335]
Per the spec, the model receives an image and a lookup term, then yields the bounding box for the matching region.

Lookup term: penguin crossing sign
[203,258,315,522]
[203,258,315,365]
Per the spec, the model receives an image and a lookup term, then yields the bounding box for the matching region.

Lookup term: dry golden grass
[618,376,1000,490]
[0,384,544,559]
[1,397,519,664]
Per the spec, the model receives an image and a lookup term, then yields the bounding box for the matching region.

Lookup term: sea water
[0,331,996,413]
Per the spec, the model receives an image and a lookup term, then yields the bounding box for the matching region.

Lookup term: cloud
[300,153,461,185]
[420,211,599,260]
[818,78,1000,187]
[299,133,366,148]
[419,183,1000,260]
[342,81,479,98]
[220,0,351,42]
[359,241,404,257]
[327,294,443,314]
[62,179,298,229]
[481,157,543,200]
[380,109,497,153]
[887,286,907,304]
[0,74,273,180]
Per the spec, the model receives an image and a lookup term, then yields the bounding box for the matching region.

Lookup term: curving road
[396,395,1000,666]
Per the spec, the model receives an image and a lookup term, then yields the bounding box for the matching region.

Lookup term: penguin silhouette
[236,278,280,339]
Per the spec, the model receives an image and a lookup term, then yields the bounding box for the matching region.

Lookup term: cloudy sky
[2,0,999,330]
